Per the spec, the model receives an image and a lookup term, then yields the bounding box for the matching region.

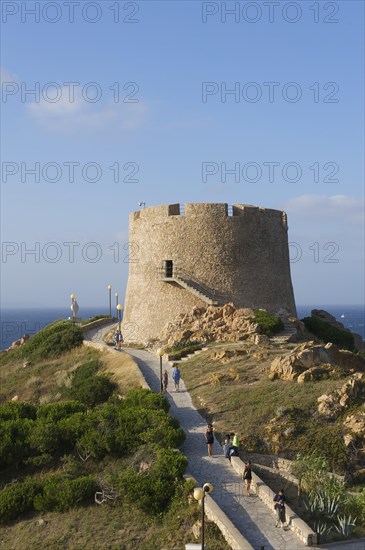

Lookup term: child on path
[223,434,230,458]
[273,489,287,528]
[162,370,168,393]
[242,460,252,496]
[205,423,214,457]
[172,366,181,392]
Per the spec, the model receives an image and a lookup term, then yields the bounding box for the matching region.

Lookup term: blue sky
[1,0,364,309]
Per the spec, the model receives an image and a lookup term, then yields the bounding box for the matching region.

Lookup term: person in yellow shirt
[227,432,239,460]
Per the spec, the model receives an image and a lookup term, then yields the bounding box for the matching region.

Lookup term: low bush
[0,321,84,364]
[119,449,187,515]
[302,317,355,352]
[34,475,97,512]
[252,310,284,336]
[27,420,64,455]
[0,402,37,421]
[168,345,202,360]
[165,340,201,353]
[37,401,86,422]
[123,388,170,413]
[69,376,115,407]
[67,360,116,407]
[345,489,365,525]
[0,479,42,523]
[0,418,33,468]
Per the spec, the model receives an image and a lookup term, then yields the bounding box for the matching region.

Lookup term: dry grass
[178,340,349,462]
[97,346,148,395]
[0,489,229,550]
[0,342,146,404]
[0,347,99,404]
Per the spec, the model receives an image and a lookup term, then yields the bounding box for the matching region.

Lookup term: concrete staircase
[271,317,297,344]
[160,268,219,306]
[172,275,219,305]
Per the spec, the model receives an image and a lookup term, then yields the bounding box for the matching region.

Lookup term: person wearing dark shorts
[273,489,287,528]
[205,423,214,457]
[242,460,252,496]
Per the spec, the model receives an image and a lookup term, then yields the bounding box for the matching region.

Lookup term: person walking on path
[242,460,253,496]
[114,329,123,351]
[273,489,287,529]
[205,423,215,457]
[172,365,181,392]
[162,369,168,393]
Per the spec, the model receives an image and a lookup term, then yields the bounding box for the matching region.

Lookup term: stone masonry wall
[123,203,297,343]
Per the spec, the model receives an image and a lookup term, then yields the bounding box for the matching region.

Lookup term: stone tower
[122,203,296,343]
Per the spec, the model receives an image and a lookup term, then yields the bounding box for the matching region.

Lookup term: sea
[0,305,364,351]
[0,307,107,351]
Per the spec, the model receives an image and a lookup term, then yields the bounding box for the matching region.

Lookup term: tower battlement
[132,203,287,229]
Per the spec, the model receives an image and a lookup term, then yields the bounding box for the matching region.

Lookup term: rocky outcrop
[317,373,365,419]
[158,303,261,348]
[211,348,249,363]
[210,367,240,385]
[269,342,365,382]
[312,309,365,351]
[343,412,365,445]
[343,410,365,471]
[5,333,30,351]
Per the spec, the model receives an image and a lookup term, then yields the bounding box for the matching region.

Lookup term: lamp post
[157,348,164,393]
[193,483,213,550]
[116,304,123,332]
[107,284,112,317]
[115,292,119,311]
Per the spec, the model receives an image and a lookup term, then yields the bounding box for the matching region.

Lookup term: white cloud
[0,67,18,84]
[27,88,147,134]
[284,195,365,225]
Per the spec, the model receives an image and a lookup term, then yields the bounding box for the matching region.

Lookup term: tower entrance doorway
[164,260,173,278]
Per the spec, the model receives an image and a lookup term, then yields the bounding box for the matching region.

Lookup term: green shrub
[292,421,348,474]
[0,419,33,468]
[123,388,170,413]
[119,449,187,515]
[302,317,355,351]
[165,340,202,354]
[69,375,115,407]
[27,420,63,455]
[166,344,202,360]
[251,310,284,336]
[58,411,97,445]
[24,453,54,467]
[34,475,97,512]
[37,401,86,422]
[66,360,115,407]
[0,321,84,364]
[0,479,42,523]
[292,452,346,499]
[0,402,37,421]
[101,397,185,456]
[345,489,365,524]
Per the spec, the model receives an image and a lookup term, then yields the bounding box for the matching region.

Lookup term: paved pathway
[86,324,365,550]
[124,348,311,550]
